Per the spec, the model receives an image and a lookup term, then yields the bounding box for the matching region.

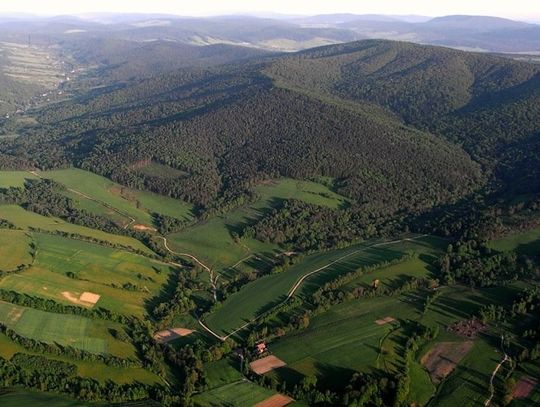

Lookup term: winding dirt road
[484,348,510,406]
[215,234,428,341]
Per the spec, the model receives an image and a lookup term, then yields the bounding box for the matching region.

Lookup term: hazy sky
[0,0,538,21]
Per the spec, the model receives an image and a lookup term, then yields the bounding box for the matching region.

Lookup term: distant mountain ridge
[0,13,538,52]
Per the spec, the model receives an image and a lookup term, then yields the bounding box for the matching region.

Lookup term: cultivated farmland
[0,232,175,317]
[0,204,153,254]
[205,235,442,337]
[165,178,349,271]
[42,168,195,226]
[0,301,134,356]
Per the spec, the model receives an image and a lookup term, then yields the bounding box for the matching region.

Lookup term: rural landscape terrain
[0,7,539,407]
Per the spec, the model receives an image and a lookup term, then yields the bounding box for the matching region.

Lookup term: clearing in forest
[0,204,152,254]
[42,168,195,226]
[166,177,350,272]
[250,355,287,374]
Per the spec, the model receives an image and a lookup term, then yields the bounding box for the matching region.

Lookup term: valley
[0,10,539,407]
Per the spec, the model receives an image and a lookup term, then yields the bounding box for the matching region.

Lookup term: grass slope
[0,301,135,357]
[167,178,349,271]
[0,230,32,271]
[193,380,276,407]
[488,227,540,256]
[206,235,444,337]
[0,171,39,188]
[42,168,195,226]
[0,333,160,384]
[0,388,95,407]
[0,204,153,254]
[0,233,175,317]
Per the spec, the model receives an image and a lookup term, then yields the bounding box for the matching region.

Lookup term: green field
[0,233,175,317]
[0,205,153,254]
[205,235,444,337]
[166,178,349,271]
[0,170,39,188]
[0,388,95,407]
[42,168,195,226]
[193,380,276,407]
[0,230,32,271]
[428,339,499,407]
[0,333,160,385]
[488,227,540,256]
[270,295,419,387]
[0,301,135,357]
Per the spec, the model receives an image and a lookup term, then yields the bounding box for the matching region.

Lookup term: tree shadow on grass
[143,266,180,316]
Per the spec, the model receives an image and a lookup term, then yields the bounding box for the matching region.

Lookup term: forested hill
[265,40,540,193]
[2,39,539,217]
[1,52,481,217]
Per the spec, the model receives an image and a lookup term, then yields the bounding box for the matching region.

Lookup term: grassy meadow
[0,170,39,188]
[193,380,276,407]
[0,204,153,254]
[0,388,95,407]
[0,300,135,357]
[0,230,33,271]
[488,226,540,256]
[0,232,175,317]
[205,235,443,337]
[166,178,349,271]
[0,333,160,385]
[42,168,195,226]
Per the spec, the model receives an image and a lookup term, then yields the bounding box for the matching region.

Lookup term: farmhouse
[255,342,267,355]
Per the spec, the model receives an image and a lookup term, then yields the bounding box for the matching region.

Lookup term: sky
[0,0,538,21]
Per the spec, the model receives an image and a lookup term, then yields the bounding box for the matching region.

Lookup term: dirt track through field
[212,234,428,341]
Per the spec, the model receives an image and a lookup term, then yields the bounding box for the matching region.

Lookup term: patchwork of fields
[205,235,445,337]
[0,301,135,357]
[1,167,538,406]
[0,232,174,317]
[166,178,349,272]
[42,168,196,227]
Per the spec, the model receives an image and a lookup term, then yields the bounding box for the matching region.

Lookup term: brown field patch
[513,375,537,399]
[133,224,156,232]
[250,355,287,375]
[154,328,194,343]
[7,307,24,324]
[375,316,396,325]
[254,393,294,407]
[61,291,100,307]
[421,341,473,383]
[79,292,101,304]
